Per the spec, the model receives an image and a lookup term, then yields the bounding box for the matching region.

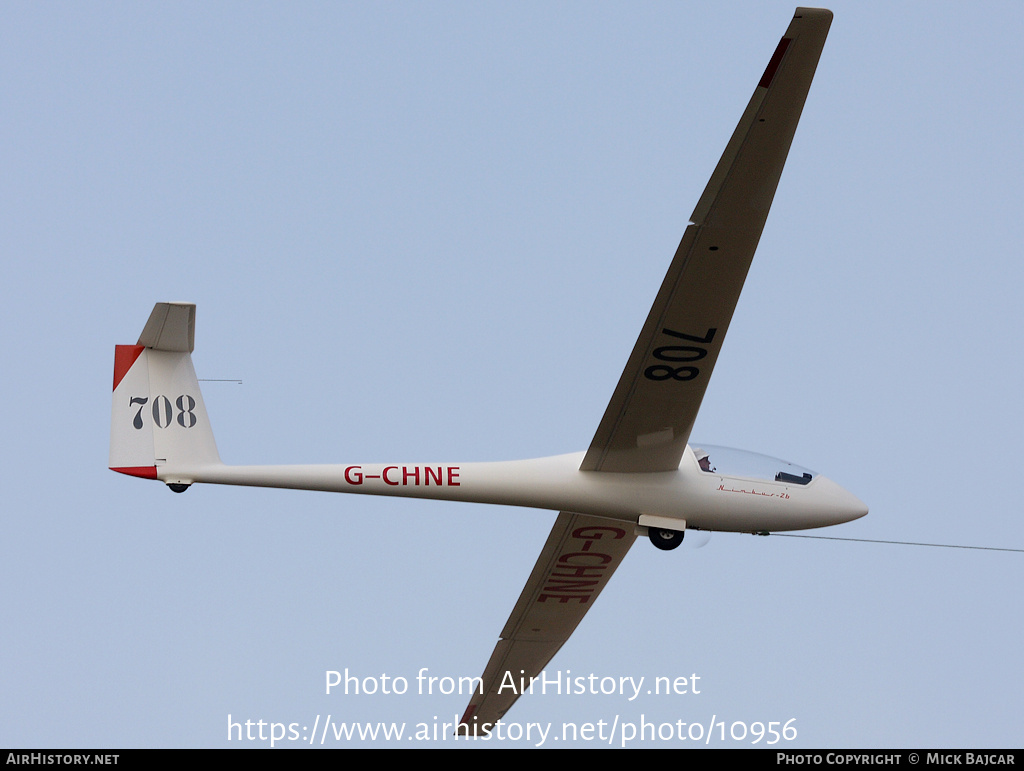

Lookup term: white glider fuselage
[160,451,866,534]
[111,339,865,534]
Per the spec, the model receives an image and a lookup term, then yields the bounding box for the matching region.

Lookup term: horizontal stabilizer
[137,302,195,353]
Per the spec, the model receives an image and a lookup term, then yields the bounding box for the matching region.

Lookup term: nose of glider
[815,475,869,525]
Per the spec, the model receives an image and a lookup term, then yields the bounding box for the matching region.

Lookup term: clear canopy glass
[690,443,817,484]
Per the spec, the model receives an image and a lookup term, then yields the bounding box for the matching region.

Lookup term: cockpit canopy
[690,444,817,485]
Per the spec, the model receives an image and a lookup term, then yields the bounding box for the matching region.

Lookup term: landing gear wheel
[649,527,684,551]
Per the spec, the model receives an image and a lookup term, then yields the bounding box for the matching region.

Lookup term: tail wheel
[649,527,684,551]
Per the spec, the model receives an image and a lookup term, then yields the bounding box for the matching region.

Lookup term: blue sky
[3,1,1023,748]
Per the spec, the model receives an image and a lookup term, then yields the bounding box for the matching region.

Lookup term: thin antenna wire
[767,533,1024,554]
[198,379,243,384]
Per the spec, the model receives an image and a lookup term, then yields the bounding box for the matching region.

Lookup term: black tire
[649,527,684,551]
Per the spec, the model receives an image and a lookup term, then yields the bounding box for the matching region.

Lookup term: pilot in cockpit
[694,448,715,473]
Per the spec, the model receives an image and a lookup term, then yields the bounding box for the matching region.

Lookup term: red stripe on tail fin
[113,345,145,392]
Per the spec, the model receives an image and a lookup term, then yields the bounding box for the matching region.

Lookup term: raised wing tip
[794,7,833,21]
[763,10,833,90]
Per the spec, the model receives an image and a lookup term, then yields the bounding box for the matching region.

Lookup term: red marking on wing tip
[458,705,487,736]
[113,345,145,392]
[758,37,792,89]
[110,466,158,479]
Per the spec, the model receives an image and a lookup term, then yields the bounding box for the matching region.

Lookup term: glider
[108,7,864,735]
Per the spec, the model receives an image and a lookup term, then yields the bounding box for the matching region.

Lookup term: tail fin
[109,303,221,488]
